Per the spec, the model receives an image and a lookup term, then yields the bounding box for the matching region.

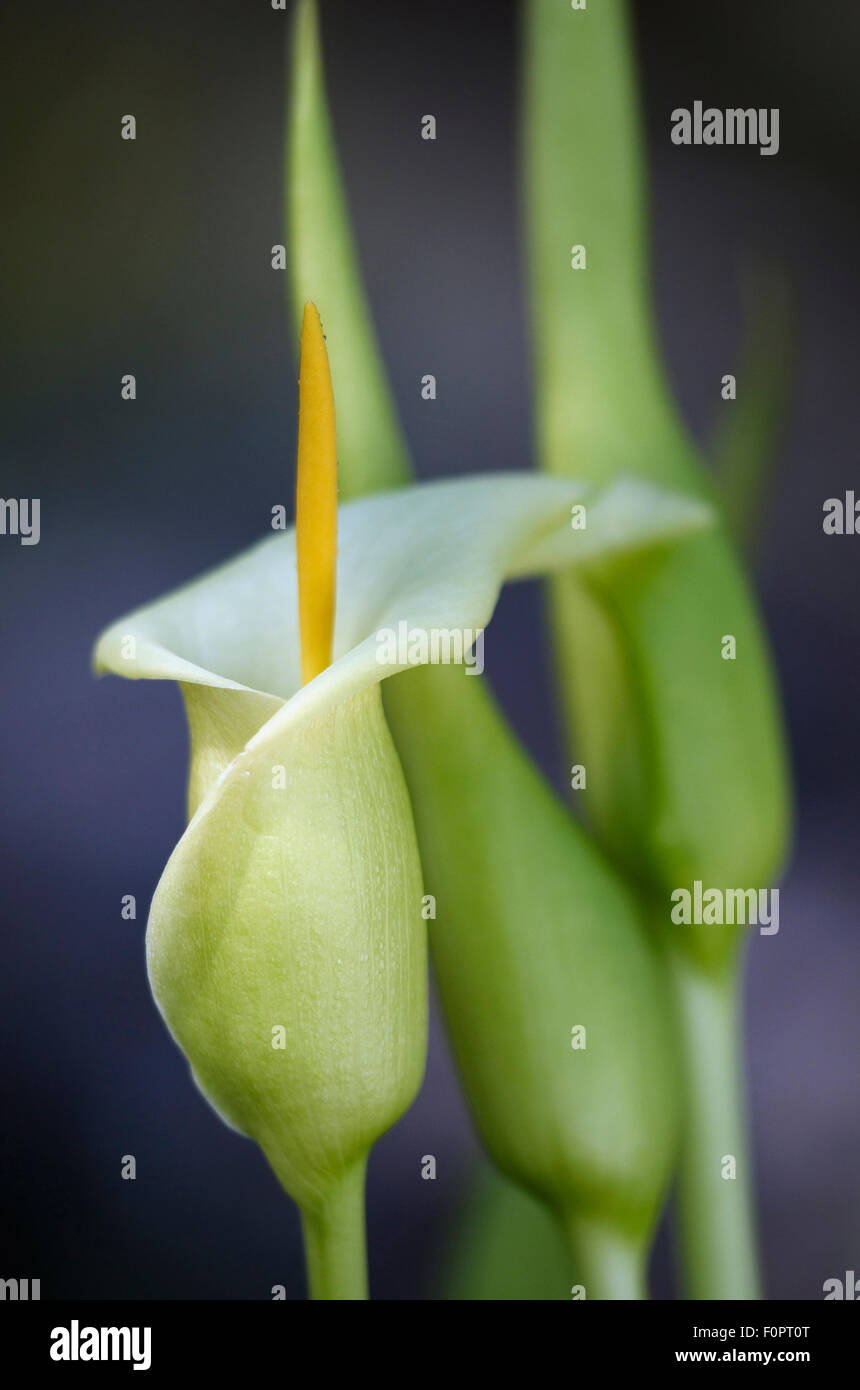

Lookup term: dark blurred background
[1,0,858,1299]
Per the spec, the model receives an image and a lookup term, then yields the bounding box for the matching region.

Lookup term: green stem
[563,1215,646,1300]
[300,1160,369,1300]
[668,952,761,1299]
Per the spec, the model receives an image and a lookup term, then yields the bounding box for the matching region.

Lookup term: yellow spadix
[296,301,337,685]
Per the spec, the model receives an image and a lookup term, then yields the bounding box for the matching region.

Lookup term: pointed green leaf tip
[93,476,710,1213]
[287,0,410,497]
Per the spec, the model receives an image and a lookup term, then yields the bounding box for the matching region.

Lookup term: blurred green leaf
[713,263,797,549]
[441,1163,572,1301]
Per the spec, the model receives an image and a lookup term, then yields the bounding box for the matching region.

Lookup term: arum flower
[94,302,709,1299]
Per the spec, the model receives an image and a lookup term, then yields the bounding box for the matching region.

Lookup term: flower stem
[300,1160,369,1300]
[563,1215,646,1300]
[668,952,761,1299]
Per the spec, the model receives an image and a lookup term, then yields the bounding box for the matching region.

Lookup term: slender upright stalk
[563,1216,646,1300]
[668,953,761,1299]
[300,1160,369,1300]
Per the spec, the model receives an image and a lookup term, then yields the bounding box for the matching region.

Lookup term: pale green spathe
[147,683,424,1213]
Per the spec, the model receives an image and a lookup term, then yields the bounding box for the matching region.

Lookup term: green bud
[523,0,791,1298]
[388,668,680,1296]
[524,0,791,973]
